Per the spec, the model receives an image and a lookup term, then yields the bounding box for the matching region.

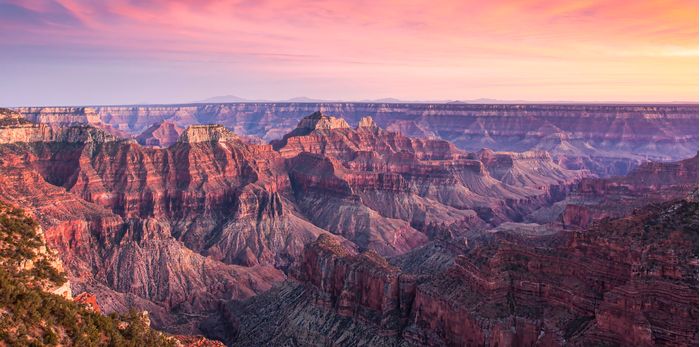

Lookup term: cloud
[0,0,697,104]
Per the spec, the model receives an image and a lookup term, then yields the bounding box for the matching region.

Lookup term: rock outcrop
[358,115,378,128]
[230,196,698,346]
[0,107,695,345]
[555,154,699,227]
[0,122,116,144]
[16,103,699,176]
[73,292,100,313]
[177,124,239,143]
[295,111,351,130]
[136,121,184,147]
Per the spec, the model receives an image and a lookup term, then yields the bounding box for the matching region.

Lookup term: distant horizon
[6,96,700,109]
[8,102,700,108]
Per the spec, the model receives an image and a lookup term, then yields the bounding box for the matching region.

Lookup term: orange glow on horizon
[0,0,697,104]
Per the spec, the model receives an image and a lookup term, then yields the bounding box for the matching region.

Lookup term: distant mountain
[446,98,531,104]
[194,95,339,103]
[195,94,250,103]
[192,95,698,105]
[283,96,336,103]
[358,97,405,103]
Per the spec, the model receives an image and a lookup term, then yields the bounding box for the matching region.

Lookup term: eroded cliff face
[0,119,295,332]
[15,103,699,176]
[277,114,586,241]
[0,143,287,332]
[551,154,699,228]
[135,121,184,147]
[0,107,695,345]
[230,196,698,346]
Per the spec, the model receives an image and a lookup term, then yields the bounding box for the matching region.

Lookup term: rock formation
[136,121,184,147]
[229,196,698,346]
[177,124,239,143]
[552,154,699,228]
[277,113,586,234]
[16,103,698,176]
[0,107,695,345]
[74,292,101,313]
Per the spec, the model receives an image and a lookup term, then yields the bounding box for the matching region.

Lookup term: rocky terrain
[136,121,185,147]
[16,103,699,176]
[227,192,698,346]
[0,106,696,346]
[528,154,699,227]
[0,200,178,345]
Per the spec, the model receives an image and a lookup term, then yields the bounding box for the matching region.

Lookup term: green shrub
[0,202,176,346]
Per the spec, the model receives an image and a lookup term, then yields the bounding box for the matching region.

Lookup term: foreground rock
[0,107,694,345]
[228,195,698,346]
[0,201,177,345]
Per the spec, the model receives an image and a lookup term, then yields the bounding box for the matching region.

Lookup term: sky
[0,0,697,106]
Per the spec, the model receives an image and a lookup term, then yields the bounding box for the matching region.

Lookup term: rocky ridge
[0,107,695,345]
[230,195,698,346]
[136,121,184,147]
[15,103,699,176]
[548,154,699,227]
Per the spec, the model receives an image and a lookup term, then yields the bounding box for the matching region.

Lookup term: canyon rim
[0,0,698,346]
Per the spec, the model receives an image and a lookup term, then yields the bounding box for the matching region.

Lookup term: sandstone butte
[0,107,696,346]
[15,103,699,176]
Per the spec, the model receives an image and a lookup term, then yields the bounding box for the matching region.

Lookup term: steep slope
[277,113,586,235]
[136,121,184,147]
[545,154,699,227]
[0,201,176,346]
[16,103,699,176]
[229,195,698,346]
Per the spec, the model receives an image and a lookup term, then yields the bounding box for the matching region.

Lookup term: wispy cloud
[0,0,697,105]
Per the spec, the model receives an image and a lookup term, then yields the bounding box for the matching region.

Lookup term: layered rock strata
[16,103,699,176]
[229,196,698,346]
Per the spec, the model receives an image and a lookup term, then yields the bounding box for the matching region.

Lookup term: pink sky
[0,0,697,105]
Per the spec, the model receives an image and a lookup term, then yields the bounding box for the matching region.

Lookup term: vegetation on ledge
[0,201,176,346]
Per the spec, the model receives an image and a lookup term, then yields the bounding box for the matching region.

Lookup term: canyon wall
[16,103,699,176]
[230,196,698,346]
[0,107,696,345]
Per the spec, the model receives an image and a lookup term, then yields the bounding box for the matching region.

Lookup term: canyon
[16,103,699,176]
[228,194,697,346]
[0,105,696,346]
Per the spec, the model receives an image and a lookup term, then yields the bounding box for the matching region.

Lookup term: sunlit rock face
[228,196,698,346]
[135,121,184,147]
[0,107,695,343]
[551,154,699,228]
[295,111,351,130]
[16,103,699,176]
[177,124,239,143]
